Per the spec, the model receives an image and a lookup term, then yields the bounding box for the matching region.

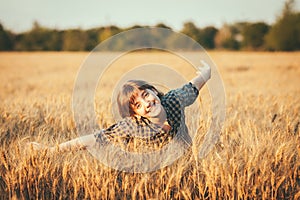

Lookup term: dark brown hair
[117,80,164,118]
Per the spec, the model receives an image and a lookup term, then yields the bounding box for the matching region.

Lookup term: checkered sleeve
[173,82,199,107]
[93,117,172,152]
[94,119,132,147]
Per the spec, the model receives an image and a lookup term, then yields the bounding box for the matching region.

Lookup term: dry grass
[0,51,299,199]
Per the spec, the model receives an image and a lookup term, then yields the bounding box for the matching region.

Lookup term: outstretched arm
[53,134,96,152]
[29,134,96,152]
[190,60,211,91]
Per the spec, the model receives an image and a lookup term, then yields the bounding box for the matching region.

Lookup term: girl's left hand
[196,60,211,82]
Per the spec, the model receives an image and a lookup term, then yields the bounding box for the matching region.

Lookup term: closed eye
[143,91,149,98]
[135,102,141,109]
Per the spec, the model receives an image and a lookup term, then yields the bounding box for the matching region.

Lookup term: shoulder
[162,82,199,107]
[105,117,137,132]
[164,82,198,97]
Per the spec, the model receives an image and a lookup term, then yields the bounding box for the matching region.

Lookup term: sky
[0,0,299,33]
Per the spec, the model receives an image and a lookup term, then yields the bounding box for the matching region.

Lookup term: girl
[30,60,211,154]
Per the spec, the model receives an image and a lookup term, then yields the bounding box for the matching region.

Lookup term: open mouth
[146,101,156,113]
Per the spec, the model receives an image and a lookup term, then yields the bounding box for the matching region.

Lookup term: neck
[149,108,167,127]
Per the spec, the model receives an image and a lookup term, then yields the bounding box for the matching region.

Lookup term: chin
[148,106,162,118]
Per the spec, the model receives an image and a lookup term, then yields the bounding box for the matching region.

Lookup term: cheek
[130,106,138,115]
[154,96,161,103]
[149,94,159,102]
[134,108,144,115]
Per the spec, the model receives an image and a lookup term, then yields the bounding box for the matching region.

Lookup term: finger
[200,60,210,68]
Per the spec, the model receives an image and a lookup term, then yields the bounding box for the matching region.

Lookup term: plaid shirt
[94,82,199,152]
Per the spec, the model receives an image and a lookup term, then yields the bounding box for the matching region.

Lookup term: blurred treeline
[0,0,299,51]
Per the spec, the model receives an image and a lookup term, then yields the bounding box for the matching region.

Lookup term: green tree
[62,29,88,51]
[214,24,241,50]
[155,23,172,30]
[44,30,63,51]
[15,21,45,50]
[98,26,121,43]
[85,27,104,51]
[199,26,218,49]
[96,26,123,51]
[265,0,300,51]
[15,21,63,51]
[181,22,201,42]
[222,38,240,50]
[242,22,270,49]
[152,23,172,49]
[0,23,14,50]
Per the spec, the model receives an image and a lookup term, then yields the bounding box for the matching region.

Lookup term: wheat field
[0,51,299,199]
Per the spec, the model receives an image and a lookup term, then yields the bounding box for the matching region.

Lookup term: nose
[146,101,151,109]
[142,99,151,109]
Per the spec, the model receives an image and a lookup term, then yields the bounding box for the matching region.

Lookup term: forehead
[131,89,146,100]
[130,89,154,103]
[129,89,144,103]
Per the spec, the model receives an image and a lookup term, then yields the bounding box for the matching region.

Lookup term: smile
[146,101,156,113]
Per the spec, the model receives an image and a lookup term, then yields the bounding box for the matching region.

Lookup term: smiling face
[117,80,164,118]
[131,89,163,118]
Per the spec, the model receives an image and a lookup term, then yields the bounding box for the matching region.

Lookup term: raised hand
[196,60,211,82]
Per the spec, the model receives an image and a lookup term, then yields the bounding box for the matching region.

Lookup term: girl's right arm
[29,119,129,153]
[28,134,97,152]
[53,134,96,152]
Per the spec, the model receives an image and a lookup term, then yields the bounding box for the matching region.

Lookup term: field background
[0,51,299,199]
